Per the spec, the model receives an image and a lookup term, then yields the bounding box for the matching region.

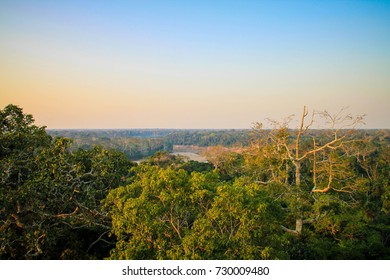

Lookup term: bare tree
[250,106,365,235]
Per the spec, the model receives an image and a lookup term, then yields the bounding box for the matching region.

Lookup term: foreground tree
[104,164,285,259]
[1,105,52,258]
[245,106,367,236]
[104,165,218,259]
[0,104,134,259]
[181,179,284,259]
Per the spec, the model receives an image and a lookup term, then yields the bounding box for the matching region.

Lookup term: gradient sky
[1,0,389,129]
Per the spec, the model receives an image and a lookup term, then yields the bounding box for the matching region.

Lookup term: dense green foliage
[1,105,389,259]
[1,105,135,259]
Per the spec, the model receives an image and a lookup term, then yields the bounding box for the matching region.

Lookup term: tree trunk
[281,215,303,235]
[295,216,303,235]
[295,161,301,187]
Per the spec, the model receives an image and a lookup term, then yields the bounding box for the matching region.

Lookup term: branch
[169,201,182,239]
[0,218,12,233]
[297,136,345,161]
[255,179,274,185]
[312,137,317,189]
[11,213,24,228]
[25,232,46,258]
[55,207,79,218]
[86,230,111,253]
[281,225,300,235]
[283,143,294,162]
[295,106,315,159]
[312,186,331,193]
[296,106,308,146]
[312,161,333,193]
[331,187,353,194]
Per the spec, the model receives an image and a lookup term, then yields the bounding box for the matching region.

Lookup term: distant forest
[1,104,389,260]
[47,128,252,160]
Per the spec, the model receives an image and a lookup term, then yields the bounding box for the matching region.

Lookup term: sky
[1,0,389,129]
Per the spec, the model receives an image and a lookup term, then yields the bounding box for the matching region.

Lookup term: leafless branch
[86,230,112,253]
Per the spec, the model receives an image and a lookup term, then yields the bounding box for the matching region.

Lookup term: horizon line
[45,127,389,131]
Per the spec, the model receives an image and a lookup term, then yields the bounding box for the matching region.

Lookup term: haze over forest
[1,0,390,129]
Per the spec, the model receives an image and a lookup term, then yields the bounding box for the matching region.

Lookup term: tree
[0,104,135,259]
[104,165,217,259]
[202,146,244,181]
[181,179,284,259]
[1,104,52,258]
[104,164,286,260]
[245,106,366,236]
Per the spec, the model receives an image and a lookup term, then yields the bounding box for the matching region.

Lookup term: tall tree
[246,106,366,236]
[0,104,134,259]
[104,165,216,259]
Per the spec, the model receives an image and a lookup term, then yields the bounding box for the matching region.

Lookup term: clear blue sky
[1,0,389,128]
